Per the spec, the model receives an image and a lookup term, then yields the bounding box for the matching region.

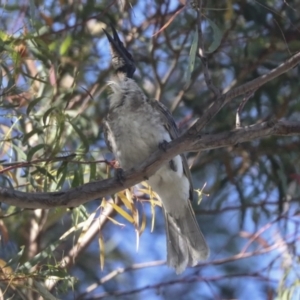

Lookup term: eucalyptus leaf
[206,18,223,53]
[185,27,199,84]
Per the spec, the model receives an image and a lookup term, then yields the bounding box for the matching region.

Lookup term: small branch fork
[190,51,300,133]
[236,90,256,128]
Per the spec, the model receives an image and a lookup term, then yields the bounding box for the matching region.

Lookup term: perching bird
[103,25,209,274]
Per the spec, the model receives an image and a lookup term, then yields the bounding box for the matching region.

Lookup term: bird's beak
[103,24,136,78]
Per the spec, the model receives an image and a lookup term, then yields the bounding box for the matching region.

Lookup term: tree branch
[186,119,300,152]
[0,120,299,209]
[191,51,300,132]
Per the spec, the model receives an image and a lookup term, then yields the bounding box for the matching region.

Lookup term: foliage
[0,0,300,299]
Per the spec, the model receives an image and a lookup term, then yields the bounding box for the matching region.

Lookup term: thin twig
[77,260,165,299]
[195,0,220,97]
[236,90,256,128]
[0,155,117,174]
[45,199,117,291]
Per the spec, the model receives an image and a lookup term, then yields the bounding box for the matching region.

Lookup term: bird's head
[103,25,136,78]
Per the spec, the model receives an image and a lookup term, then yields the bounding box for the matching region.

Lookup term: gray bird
[103,25,209,274]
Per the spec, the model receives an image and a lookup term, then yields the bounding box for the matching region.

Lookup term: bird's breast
[107,103,171,170]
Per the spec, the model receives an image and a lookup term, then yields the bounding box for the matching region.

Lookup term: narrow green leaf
[1,62,15,89]
[22,128,44,144]
[18,240,61,271]
[72,169,80,187]
[185,28,198,84]
[206,18,223,53]
[76,205,89,220]
[60,35,72,56]
[99,234,105,271]
[9,142,27,162]
[57,162,68,179]
[45,268,68,278]
[43,107,57,125]
[6,246,26,267]
[69,120,89,153]
[0,30,10,42]
[26,96,44,115]
[27,144,46,161]
[32,166,56,182]
[89,158,96,182]
[77,165,84,186]
[0,65,2,87]
[33,37,52,55]
[56,164,68,189]
[42,208,68,232]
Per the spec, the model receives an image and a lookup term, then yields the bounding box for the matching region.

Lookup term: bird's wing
[103,117,114,153]
[150,99,194,201]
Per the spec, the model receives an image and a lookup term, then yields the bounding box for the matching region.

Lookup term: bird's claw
[115,168,125,185]
[159,140,169,152]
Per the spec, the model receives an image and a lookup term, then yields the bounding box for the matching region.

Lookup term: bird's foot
[158,140,169,152]
[115,168,125,185]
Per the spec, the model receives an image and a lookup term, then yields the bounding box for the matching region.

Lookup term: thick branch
[0,120,299,209]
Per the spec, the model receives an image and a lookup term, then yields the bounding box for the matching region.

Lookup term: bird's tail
[164,200,209,274]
